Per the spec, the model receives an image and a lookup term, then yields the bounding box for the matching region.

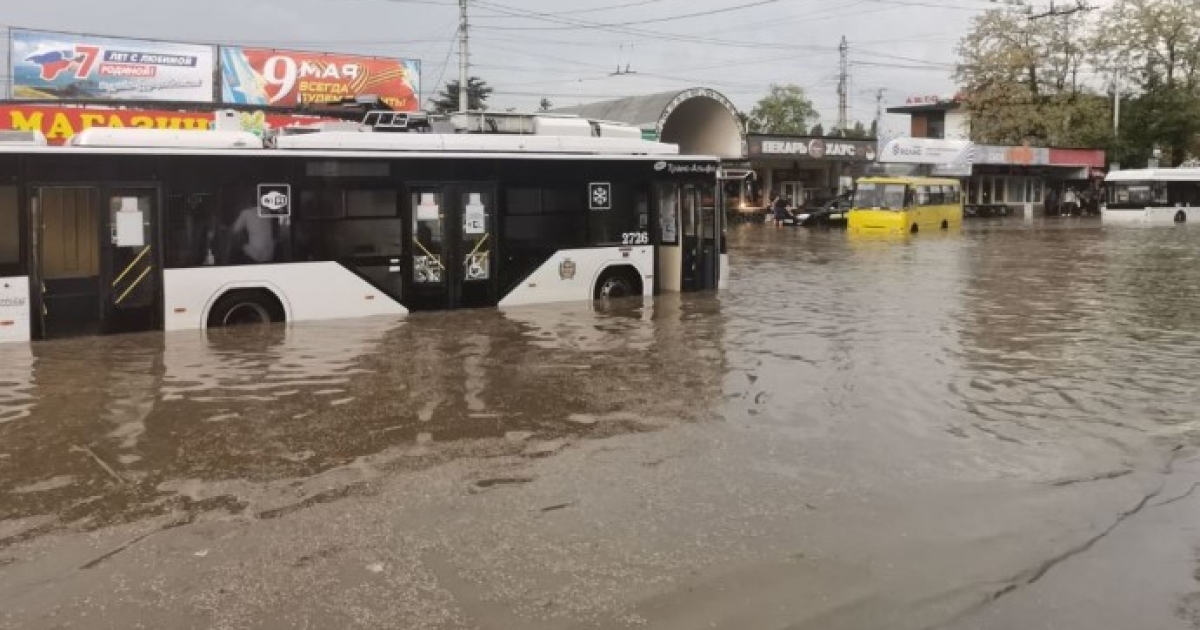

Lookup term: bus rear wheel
[910,223,919,234]
[941,220,949,230]
[1175,211,1187,223]
[208,289,285,328]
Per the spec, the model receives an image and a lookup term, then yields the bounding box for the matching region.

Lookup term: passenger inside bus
[230,207,277,264]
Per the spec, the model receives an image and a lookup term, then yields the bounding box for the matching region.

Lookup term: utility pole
[1112,71,1120,134]
[874,88,885,139]
[837,36,849,134]
[458,0,469,113]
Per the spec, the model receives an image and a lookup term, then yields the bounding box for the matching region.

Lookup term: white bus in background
[0,111,726,343]
[1103,167,1200,224]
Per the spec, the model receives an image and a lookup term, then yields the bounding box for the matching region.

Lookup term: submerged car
[793,196,852,227]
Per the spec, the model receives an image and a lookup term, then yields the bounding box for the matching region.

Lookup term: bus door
[30,185,160,339]
[680,183,720,292]
[407,183,498,311]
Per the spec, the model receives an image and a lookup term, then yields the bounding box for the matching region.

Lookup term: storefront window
[1008,178,1026,203]
[0,187,19,275]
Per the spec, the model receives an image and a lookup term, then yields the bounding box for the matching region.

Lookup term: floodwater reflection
[0,297,727,539]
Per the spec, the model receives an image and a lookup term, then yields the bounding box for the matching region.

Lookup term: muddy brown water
[2,218,1200,629]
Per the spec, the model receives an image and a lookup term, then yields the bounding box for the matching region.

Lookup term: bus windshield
[853,183,908,210]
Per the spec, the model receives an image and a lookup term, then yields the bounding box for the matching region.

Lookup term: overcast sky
[1,0,1038,135]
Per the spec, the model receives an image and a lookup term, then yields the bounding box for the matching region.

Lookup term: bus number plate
[621,232,649,245]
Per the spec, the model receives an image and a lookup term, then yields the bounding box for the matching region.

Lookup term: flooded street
[3,218,1200,629]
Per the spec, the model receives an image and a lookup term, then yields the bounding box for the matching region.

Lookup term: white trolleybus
[0,111,726,343]
[1103,167,1200,224]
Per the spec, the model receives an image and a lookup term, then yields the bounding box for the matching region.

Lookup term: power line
[477,0,680,18]
[425,24,460,109]
[1027,0,1094,19]
[469,0,808,49]
[474,0,785,31]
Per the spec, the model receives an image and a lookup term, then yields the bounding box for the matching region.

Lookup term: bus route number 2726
[621,232,650,245]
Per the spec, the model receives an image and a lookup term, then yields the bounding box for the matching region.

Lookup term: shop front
[744,134,878,212]
[883,138,1106,217]
[962,145,1106,215]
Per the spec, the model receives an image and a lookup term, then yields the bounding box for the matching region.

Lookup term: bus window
[166,183,289,268]
[294,189,401,260]
[656,183,679,244]
[915,186,931,206]
[501,187,587,292]
[589,183,638,246]
[682,188,696,237]
[0,187,20,275]
[411,190,445,285]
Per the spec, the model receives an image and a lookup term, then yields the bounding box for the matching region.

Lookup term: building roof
[554,88,744,158]
[886,101,963,115]
[554,90,688,130]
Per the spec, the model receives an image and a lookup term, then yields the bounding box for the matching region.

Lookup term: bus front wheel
[207,289,286,328]
[1175,211,1187,223]
[941,220,949,230]
[594,267,643,301]
[910,223,919,234]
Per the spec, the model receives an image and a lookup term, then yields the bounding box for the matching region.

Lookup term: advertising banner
[975,144,1050,166]
[220,47,420,111]
[9,29,216,102]
[0,104,336,144]
[880,138,974,165]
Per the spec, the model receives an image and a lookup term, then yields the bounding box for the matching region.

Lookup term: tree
[430,77,494,114]
[748,84,817,135]
[954,6,1107,147]
[539,98,553,112]
[953,0,1200,166]
[1095,0,1200,165]
[809,123,825,137]
[846,121,869,139]
[869,119,879,138]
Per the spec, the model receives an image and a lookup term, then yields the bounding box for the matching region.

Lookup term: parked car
[964,204,1013,218]
[794,195,853,228]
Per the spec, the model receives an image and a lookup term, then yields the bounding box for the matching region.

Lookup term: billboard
[220,47,420,111]
[9,29,216,102]
[0,104,337,144]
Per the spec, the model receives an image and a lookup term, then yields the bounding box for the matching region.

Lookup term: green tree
[430,77,494,113]
[955,6,1106,147]
[846,121,869,139]
[748,84,817,135]
[1095,0,1200,165]
[809,123,825,136]
[869,119,879,138]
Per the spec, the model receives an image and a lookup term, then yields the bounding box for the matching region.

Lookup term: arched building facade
[554,87,744,159]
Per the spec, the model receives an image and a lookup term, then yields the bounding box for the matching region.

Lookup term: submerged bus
[0,112,726,343]
[1103,167,1200,224]
[847,176,963,235]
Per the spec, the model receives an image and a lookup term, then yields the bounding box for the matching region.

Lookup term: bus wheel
[594,266,642,300]
[1175,211,1187,224]
[208,289,285,328]
[941,220,949,230]
[910,223,919,234]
